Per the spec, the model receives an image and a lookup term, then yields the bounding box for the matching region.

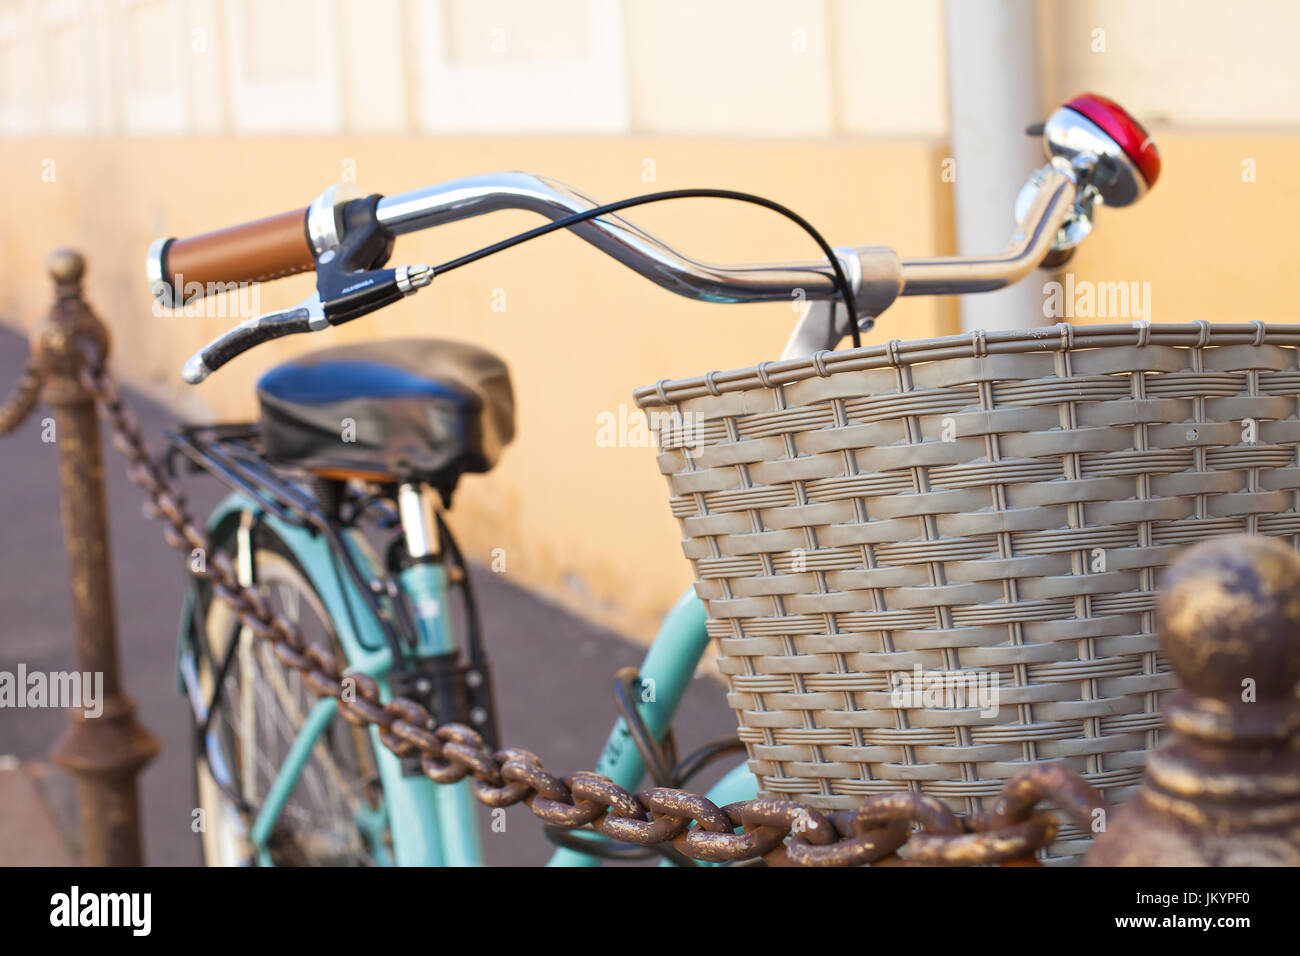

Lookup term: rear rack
[164,422,326,527]
[165,422,402,531]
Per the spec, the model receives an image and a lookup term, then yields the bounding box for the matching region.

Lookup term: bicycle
[140,93,1161,865]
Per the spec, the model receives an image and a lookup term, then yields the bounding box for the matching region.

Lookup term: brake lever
[180,264,432,384]
[182,292,324,384]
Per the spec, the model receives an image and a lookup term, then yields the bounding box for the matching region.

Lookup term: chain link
[74,353,1108,866]
[0,360,42,435]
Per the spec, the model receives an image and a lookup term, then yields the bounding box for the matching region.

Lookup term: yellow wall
[1067,135,1300,326]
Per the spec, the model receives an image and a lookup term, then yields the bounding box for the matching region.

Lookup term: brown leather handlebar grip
[154,207,315,304]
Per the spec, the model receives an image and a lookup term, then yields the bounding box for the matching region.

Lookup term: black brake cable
[429,188,866,349]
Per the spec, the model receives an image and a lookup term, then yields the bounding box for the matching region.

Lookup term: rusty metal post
[31,249,159,866]
[1087,534,1300,866]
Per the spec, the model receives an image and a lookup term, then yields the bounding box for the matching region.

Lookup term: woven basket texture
[634,322,1300,860]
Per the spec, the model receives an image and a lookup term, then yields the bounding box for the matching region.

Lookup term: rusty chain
[14,349,1106,866]
[0,359,42,435]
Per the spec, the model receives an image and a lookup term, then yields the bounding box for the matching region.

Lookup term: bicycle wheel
[192,527,391,866]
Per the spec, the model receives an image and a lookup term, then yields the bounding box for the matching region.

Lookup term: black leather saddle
[256,338,515,493]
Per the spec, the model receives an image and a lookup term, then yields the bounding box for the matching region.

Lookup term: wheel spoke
[199,549,388,866]
[255,641,363,816]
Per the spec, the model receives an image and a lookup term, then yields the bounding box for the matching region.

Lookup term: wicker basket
[634,321,1300,861]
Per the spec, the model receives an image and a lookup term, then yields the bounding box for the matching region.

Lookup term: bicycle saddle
[256,338,515,494]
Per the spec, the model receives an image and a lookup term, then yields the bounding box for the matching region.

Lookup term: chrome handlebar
[376,173,842,305]
[175,92,1159,382]
[178,164,1081,383]
[370,167,1079,317]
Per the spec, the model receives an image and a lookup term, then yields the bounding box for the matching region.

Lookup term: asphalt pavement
[0,326,734,866]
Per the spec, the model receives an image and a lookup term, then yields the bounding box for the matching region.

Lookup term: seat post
[397,482,441,560]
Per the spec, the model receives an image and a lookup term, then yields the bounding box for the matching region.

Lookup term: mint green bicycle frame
[179,490,756,866]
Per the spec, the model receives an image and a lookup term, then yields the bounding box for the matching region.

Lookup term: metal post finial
[1086,535,1300,866]
[46,247,85,287]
